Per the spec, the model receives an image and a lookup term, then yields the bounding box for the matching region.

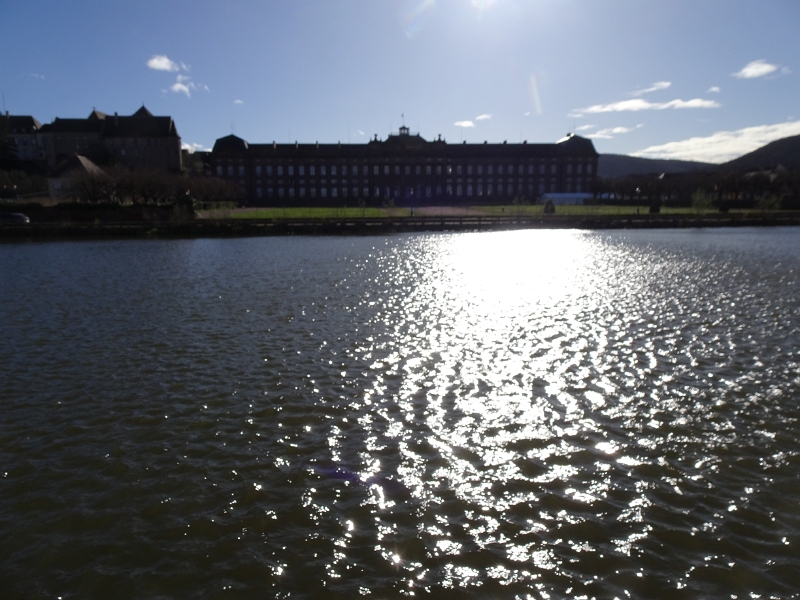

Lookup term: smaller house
[47,154,109,199]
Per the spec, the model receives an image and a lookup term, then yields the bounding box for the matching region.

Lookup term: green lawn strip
[225,207,411,219]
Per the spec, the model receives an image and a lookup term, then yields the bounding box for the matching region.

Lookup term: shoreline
[2,213,800,240]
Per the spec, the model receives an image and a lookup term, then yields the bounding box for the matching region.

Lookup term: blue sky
[2,0,798,163]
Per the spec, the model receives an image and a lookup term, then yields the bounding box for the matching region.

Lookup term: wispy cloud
[357,130,365,136]
[29,73,45,80]
[164,74,208,98]
[454,121,475,128]
[181,142,211,153]
[570,98,720,118]
[633,119,800,163]
[732,59,778,79]
[585,124,643,139]
[147,55,182,72]
[475,114,492,121]
[633,81,671,96]
[575,124,595,131]
[707,86,721,93]
[234,99,244,105]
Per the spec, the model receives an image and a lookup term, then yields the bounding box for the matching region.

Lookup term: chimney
[114,112,118,126]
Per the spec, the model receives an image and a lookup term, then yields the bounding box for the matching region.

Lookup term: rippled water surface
[1,228,800,599]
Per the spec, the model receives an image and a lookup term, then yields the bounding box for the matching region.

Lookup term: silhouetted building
[208,126,599,205]
[37,106,182,172]
[1,112,45,162]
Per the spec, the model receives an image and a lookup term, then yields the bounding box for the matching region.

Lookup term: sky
[1,0,798,163]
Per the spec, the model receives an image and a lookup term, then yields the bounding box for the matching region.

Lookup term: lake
[1,228,799,599]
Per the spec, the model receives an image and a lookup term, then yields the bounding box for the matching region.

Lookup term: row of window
[219,162,593,178]
[253,181,586,199]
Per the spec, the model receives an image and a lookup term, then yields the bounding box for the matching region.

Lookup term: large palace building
[209,126,599,206]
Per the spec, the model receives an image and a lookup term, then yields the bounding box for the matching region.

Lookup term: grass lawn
[199,204,773,220]
[219,207,411,219]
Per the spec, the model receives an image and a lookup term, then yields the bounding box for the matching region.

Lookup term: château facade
[209,126,598,205]
[3,107,182,173]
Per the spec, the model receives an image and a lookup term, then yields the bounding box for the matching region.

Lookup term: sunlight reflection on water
[1,229,799,599]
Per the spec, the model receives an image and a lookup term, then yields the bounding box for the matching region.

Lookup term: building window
[457,165,463,175]
[528,165,534,174]
[467,165,473,175]
[446,184,452,196]
[426,165,431,175]
[457,184,463,196]
[279,188,284,198]
[227,165,234,176]
[320,165,326,176]
[498,183,504,195]
[216,165,223,176]
[395,165,400,175]
[256,187,263,198]
[268,187,274,198]
[540,164,545,174]
[437,165,442,175]
[415,165,421,175]
[255,165,262,176]
[300,188,306,197]
[331,165,337,175]
[477,165,483,175]
[352,165,358,176]
[384,165,389,175]
[488,183,493,195]
[332,187,338,198]
[321,187,327,198]
[426,186,432,198]
[266,165,273,175]
[587,164,593,174]
[404,165,410,175]
[353,187,359,197]
[374,186,380,197]
[289,188,295,197]
[342,166,347,176]
[467,184,473,196]
[551,164,557,174]
[299,165,305,176]
[277,166,283,176]
[363,188,368,197]
[310,165,316,176]
[567,164,573,175]
[288,166,294,176]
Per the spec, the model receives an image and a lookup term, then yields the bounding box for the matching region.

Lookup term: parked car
[0,213,30,224]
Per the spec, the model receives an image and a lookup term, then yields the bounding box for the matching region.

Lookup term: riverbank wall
[2,213,800,240]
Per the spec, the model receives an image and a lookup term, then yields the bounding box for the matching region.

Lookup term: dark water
[1,228,799,599]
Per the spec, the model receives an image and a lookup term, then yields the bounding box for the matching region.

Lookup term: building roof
[210,130,598,160]
[49,154,109,178]
[39,106,179,138]
[2,114,43,134]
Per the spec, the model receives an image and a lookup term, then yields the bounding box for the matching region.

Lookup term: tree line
[66,168,241,205]
[591,167,800,210]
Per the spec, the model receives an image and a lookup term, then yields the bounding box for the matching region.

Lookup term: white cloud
[454,121,475,128]
[707,86,721,93]
[475,114,492,121]
[234,99,244,105]
[632,119,800,163]
[585,124,642,139]
[732,59,779,79]
[633,81,671,96]
[570,97,720,117]
[30,73,45,80]
[166,74,202,97]
[575,124,595,131]
[182,142,211,153]
[357,130,365,136]
[524,111,531,117]
[147,55,181,72]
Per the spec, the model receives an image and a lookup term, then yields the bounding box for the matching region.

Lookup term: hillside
[599,134,800,178]
[598,154,713,178]
[722,134,800,170]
